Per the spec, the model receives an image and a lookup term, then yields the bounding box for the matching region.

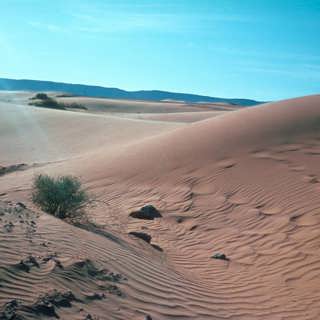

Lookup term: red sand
[1,93,320,319]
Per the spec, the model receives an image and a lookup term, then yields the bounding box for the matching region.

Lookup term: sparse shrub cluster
[29,93,66,110]
[32,174,88,219]
[55,93,75,98]
[31,92,50,100]
[65,102,88,110]
[29,93,87,110]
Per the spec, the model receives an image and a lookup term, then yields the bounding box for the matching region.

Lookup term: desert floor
[1,92,320,319]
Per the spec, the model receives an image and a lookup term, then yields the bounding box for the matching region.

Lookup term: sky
[0,0,319,100]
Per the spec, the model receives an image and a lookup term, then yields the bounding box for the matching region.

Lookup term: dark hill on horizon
[0,78,262,106]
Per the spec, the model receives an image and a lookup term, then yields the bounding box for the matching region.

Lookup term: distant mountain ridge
[0,78,262,106]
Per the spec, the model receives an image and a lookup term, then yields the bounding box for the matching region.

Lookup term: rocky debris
[58,259,125,297]
[29,290,77,317]
[102,271,125,283]
[49,291,77,307]
[100,270,127,282]
[37,290,76,308]
[105,284,123,297]
[0,201,38,237]
[145,315,153,320]
[97,282,123,296]
[30,300,57,318]
[16,202,26,209]
[0,291,76,319]
[42,253,63,269]
[85,292,105,301]
[70,259,126,283]
[40,241,49,247]
[3,222,14,233]
[16,256,40,272]
[212,253,229,261]
[72,259,103,277]
[0,299,21,320]
[129,231,152,243]
[129,205,162,220]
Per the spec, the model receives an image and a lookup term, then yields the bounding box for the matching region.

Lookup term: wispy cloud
[207,45,320,66]
[238,63,320,80]
[27,12,180,36]
[69,11,185,34]
[28,21,67,33]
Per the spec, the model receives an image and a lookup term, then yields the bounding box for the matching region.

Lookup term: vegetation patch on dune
[0,163,27,176]
[29,93,87,110]
[32,174,88,219]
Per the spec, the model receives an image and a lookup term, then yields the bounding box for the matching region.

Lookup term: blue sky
[1,0,319,100]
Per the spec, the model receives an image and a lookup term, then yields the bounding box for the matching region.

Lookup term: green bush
[32,174,88,219]
[29,94,87,111]
[29,97,66,110]
[29,93,66,110]
[31,93,49,100]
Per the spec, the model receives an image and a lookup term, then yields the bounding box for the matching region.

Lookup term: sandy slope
[1,94,320,319]
[119,111,227,123]
[56,96,238,114]
[0,98,182,166]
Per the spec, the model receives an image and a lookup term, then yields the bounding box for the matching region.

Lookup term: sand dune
[56,96,239,114]
[90,95,320,180]
[1,94,320,319]
[0,98,182,166]
[121,111,228,123]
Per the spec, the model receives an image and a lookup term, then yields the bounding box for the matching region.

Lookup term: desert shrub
[29,93,87,111]
[66,102,87,110]
[31,93,49,100]
[32,174,88,219]
[29,97,66,110]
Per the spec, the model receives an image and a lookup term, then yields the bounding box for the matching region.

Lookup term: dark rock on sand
[0,291,76,319]
[129,231,152,243]
[16,202,26,209]
[176,216,184,223]
[16,256,40,272]
[29,290,77,317]
[151,244,163,252]
[129,205,162,220]
[212,253,229,261]
[0,299,21,320]
[3,222,14,232]
[85,292,105,301]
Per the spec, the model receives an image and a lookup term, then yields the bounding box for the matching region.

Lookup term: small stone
[176,217,184,223]
[212,253,229,261]
[16,202,26,209]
